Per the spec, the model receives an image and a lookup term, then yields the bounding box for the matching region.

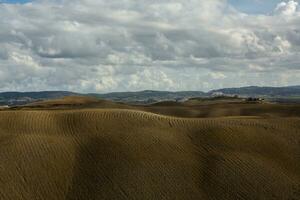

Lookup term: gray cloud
[0,0,299,92]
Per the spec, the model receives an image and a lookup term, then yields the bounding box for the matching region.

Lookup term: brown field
[0,96,300,199]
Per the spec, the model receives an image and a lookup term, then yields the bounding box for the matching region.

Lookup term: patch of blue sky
[0,0,287,12]
[228,0,284,14]
[0,0,32,4]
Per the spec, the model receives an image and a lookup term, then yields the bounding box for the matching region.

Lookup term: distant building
[211,92,224,97]
[246,97,264,102]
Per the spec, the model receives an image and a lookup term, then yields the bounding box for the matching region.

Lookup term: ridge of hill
[8,96,300,118]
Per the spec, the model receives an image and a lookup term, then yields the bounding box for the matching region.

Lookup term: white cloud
[0,0,299,92]
[275,0,299,16]
[210,72,226,80]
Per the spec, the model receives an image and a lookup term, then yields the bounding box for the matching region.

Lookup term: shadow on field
[66,136,130,200]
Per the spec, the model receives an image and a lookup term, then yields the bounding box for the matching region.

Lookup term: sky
[0,0,299,92]
[229,0,283,13]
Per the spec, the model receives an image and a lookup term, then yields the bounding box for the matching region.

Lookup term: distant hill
[1,86,300,106]
[209,86,300,97]
[91,90,206,103]
[0,90,206,106]
[0,91,78,99]
[0,91,79,106]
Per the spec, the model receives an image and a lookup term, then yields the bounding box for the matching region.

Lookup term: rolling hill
[13,96,300,118]
[0,96,299,199]
[0,109,299,199]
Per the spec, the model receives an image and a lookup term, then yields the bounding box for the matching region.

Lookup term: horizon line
[0,85,299,94]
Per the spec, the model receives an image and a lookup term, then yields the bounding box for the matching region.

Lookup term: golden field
[0,97,299,199]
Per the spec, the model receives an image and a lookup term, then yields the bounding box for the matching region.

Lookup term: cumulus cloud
[0,0,299,92]
[275,0,299,16]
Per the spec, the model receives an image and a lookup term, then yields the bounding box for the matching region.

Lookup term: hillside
[0,109,299,199]
[13,96,300,118]
[21,96,130,110]
[1,86,300,106]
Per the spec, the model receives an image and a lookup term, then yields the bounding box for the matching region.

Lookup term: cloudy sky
[0,0,299,92]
